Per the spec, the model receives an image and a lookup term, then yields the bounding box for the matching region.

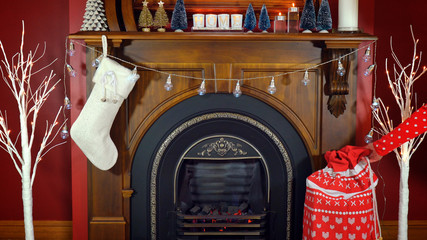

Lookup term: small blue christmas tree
[300,0,316,33]
[171,0,188,32]
[244,3,256,32]
[317,0,332,33]
[258,4,271,32]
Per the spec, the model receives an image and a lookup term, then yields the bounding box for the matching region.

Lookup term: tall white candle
[338,0,359,31]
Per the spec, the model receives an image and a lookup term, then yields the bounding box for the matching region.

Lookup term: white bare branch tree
[0,22,66,240]
[372,27,426,240]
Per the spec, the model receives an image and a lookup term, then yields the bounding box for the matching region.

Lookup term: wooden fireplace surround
[69,31,376,240]
[69,1,376,239]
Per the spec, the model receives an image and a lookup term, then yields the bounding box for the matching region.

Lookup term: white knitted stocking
[71,37,139,170]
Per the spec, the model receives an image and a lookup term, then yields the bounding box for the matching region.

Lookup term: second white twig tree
[372,27,426,240]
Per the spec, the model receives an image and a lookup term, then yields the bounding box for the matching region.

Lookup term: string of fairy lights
[60,38,378,140]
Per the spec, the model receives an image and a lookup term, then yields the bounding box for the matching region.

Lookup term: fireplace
[131,94,312,239]
[69,30,376,240]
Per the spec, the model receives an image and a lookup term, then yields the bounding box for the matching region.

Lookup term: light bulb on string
[301,70,310,86]
[362,46,371,62]
[371,97,380,111]
[64,96,72,110]
[66,64,77,77]
[337,58,346,77]
[233,81,242,98]
[364,64,376,76]
[128,67,140,82]
[68,41,76,56]
[364,128,374,144]
[164,74,173,91]
[267,77,277,94]
[91,55,103,68]
[198,79,206,96]
[60,125,69,140]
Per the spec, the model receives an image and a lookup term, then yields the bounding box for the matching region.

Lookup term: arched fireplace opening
[130,94,312,239]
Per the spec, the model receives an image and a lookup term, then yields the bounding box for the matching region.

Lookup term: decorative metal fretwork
[150,112,293,240]
[197,137,247,157]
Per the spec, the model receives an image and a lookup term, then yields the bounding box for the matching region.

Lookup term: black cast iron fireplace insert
[130,94,312,239]
[175,136,268,239]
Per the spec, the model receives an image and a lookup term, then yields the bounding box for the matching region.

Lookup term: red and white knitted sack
[303,146,381,240]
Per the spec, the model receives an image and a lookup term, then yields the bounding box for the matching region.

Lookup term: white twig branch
[374,27,426,164]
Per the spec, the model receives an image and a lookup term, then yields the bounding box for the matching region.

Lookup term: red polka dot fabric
[303,146,380,240]
[374,105,427,156]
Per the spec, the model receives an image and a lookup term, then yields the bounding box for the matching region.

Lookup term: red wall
[0,1,71,220]
[69,0,89,239]
[0,0,426,237]
[373,0,427,220]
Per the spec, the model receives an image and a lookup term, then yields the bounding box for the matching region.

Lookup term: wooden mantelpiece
[70,32,375,47]
[69,32,376,240]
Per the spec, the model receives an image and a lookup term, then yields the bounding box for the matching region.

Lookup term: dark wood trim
[0,220,72,240]
[104,0,120,31]
[381,220,427,240]
[122,0,137,31]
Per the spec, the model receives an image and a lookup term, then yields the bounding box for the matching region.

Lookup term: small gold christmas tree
[138,0,153,32]
[153,0,169,32]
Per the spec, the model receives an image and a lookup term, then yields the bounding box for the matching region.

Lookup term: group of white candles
[192,0,359,32]
[193,14,243,30]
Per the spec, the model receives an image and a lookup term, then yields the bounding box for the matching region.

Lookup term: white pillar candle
[206,14,217,28]
[193,14,205,29]
[338,0,359,31]
[231,14,243,29]
[218,14,230,29]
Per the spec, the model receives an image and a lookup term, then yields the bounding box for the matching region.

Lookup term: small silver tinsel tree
[81,0,109,31]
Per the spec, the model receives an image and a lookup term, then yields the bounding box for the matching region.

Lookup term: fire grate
[177,212,267,240]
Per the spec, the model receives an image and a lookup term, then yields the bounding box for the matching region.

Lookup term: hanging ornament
[371,97,380,111]
[362,46,371,62]
[364,64,376,76]
[301,70,310,86]
[91,55,103,68]
[336,58,346,77]
[66,64,77,77]
[68,41,76,56]
[233,81,242,98]
[364,128,374,144]
[64,96,72,110]
[267,77,277,94]
[60,125,70,140]
[128,67,140,82]
[198,79,206,96]
[164,74,173,91]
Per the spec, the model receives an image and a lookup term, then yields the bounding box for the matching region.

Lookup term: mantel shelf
[69,31,377,48]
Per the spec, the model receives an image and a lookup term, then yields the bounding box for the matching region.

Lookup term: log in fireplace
[70,29,376,239]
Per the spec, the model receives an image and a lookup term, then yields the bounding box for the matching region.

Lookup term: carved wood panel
[231,63,322,155]
[126,63,212,152]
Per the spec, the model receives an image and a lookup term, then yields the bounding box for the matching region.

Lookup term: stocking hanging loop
[101,35,108,57]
